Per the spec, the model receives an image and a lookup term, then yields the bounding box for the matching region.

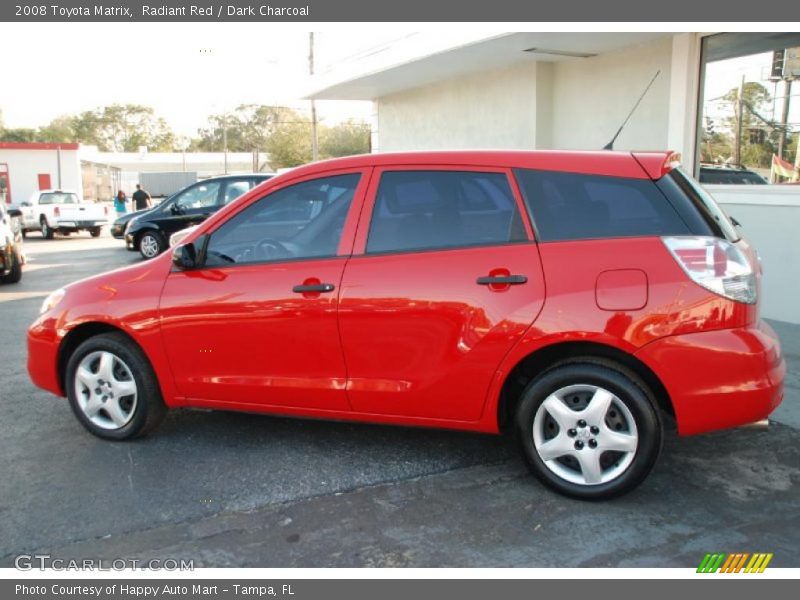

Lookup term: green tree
[723,82,775,168]
[319,120,370,158]
[0,127,38,142]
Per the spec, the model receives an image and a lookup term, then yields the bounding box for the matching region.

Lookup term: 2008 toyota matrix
[28,150,785,499]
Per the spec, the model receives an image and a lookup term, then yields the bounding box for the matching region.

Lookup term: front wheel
[515,360,662,500]
[65,332,167,440]
[138,230,165,259]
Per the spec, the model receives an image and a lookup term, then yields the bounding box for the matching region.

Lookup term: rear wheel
[0,249,22,283]
[40,217,54,239]
[89,227,102,238]
[66,332,167,440]
[515,360,662,500]
[138,230,165,259]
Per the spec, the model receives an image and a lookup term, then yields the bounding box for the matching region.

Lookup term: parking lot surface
[1,232,798,567]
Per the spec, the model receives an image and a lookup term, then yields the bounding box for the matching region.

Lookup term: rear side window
[514,169,691,242]
[366,170,527,254]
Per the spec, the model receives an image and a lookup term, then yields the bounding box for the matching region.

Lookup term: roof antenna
[603,70,661,151]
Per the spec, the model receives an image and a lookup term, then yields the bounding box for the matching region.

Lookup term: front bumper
[635,320,785,436]
[28,315,63,397]
[111,223,126,238]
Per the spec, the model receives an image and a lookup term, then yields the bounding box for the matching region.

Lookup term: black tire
[515,359,662,500]
[0,249,22,283]
[65,332,167,440]
[137,230,166,259]
[89,227,102,238]
[41,217,54,239]
[21,229,27,239]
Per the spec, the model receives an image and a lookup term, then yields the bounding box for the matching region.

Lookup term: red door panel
[339,164,544,422]
[159,259,350,410]
[339,245,544,421]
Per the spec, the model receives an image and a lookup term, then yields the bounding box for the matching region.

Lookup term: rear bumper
[635,321,785,436]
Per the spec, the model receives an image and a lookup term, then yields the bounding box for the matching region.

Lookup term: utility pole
[223,116,228,174]
[777,79,792,161]
[309,32,319,162]
[734,75,745,167]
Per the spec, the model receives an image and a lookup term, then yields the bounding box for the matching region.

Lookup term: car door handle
[476,275,528,285]
[293,283,335,293]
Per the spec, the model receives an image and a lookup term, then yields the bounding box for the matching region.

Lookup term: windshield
[39,192,79,205]
[669,169,740,242]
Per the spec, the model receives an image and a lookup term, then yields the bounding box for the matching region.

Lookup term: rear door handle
[476,275,528,285]
[293,283,335,293]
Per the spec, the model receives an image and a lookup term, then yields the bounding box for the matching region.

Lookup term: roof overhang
[307,32,671,101]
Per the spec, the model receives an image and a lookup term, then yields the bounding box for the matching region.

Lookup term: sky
[0,24,397,137]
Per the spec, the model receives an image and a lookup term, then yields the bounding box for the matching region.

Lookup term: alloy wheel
[73,350,138,430]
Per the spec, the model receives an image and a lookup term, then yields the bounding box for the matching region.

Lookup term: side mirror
[170,203,182,215]
[172,243,197,270]
[171,234,209,270]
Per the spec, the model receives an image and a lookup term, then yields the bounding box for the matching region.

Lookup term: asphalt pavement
[0,231,798,568]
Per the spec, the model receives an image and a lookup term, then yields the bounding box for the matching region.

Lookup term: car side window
[222,180,253,205]
[514,169,691,242]
[366,170,527,254]
[204,173,360,266]
[169,182,222,212]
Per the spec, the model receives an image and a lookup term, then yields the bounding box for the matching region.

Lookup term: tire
[0,249,22,283]
[65,332,167,440]
[21,229,27,239]
[138,230,165,259]
[41,217,54,239]
[89,227,102,238]
[515,359,662,500]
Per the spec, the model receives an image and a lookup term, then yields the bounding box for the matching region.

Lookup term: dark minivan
[122,174,273,259]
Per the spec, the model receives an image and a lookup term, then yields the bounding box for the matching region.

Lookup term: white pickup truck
[19,190,109,239]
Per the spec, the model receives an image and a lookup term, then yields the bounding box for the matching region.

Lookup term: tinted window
[366,171,527,254]
[514,169,691,242]
[668,169,739,241]
[205,173,359,266]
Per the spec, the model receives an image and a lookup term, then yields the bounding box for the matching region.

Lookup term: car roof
[278,150,674,181]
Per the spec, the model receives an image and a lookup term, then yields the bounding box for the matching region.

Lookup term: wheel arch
[496,340,674,433]
[57,322,138,393]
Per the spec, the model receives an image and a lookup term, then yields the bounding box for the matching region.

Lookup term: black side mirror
[171,234,209,271]
[170,203,183,215]
[172,243,197,270]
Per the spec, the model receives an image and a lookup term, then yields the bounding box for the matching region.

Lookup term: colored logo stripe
[697,552,773,573]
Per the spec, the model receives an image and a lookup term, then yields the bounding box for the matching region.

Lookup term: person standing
[132,184,152,211]
[113,190,127,215]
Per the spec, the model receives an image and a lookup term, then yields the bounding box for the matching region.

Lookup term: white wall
[709,185,800,324]
[550,37,673,151]
[0,148,83,205]
[375,62,540,151]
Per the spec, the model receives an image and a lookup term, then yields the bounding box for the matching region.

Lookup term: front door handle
[293,283,335,293]
[476,275,527,285]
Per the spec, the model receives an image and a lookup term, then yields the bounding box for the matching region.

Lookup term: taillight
[54,206,60,217]
[662,236,757,304]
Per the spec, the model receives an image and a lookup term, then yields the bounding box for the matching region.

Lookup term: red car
[28,151,785,499]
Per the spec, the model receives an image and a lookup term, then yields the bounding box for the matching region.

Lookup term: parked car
[0,203,24,283]
[123,174,273,259]
[18,190,109,238]
[28,150,785,500]
[699,165,768,185]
